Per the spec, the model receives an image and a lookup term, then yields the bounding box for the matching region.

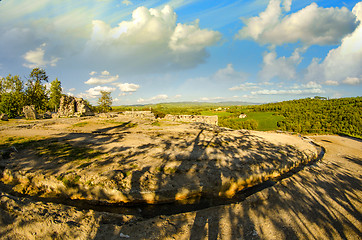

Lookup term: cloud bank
[85,5,221,70]
[305,2,362,85]
[236,0,358,46]
[23,43,60,68]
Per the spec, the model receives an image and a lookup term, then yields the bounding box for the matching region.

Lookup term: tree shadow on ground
[93,132,361,240]
[1,121,361,239]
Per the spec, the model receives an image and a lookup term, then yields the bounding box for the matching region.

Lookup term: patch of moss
[151,121,161,126]
[130,163,138,169]
[0,136,42,150]
[85,180,94,186]
[57,174,81,188]
[165,167,177,174]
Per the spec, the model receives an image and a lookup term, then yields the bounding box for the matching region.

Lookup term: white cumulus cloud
[23,43,60,68]
[305,2,362,85]
[101,70,110,76]
[169,19,221,52]
[137,94,169,103]
[229,82,261,91]
[86,5,221,70]
[343,77,362,85]
[213,63,248,81]
[236,0,358,46]
[259,47,305,81]
[85,71,119,85]
[122,0,132,6]
[250,81,324,96]
[115,83,140,92]
[251,88,324,95]
[80,86,116,99]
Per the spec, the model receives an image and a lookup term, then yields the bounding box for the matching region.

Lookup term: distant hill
[119,101,259,108]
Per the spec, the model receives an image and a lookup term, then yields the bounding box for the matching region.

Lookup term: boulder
[99,113,117,118]
[0,113,8,121]
[43,111,52,119]
[74,97,94,117]
[58,95,76,117]
[23,106,38,120]
[58,95,94,117]
[165,114,218,125]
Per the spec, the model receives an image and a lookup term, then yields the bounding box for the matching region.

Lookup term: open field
[0,115,361,239]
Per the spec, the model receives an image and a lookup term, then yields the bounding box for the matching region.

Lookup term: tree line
[144,97,361,137]
[0,68,113,118]
[252,97,361,138]
[0,68,62,118]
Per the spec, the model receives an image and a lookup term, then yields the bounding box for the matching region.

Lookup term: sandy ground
[0,116,317,204]
[0,116,361,239]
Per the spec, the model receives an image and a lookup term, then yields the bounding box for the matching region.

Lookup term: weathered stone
[99,113,117,118]
[0,113,8,121]
[165,114,218,125]
[43,111,52,119]
[52,113,59,119]
[58,95,76,117]
[23,105,38,120]
[123,111,155,119]
[74,97,94,117]
[58,95,94,117]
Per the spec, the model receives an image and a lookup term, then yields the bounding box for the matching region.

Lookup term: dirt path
[0,117,361,239]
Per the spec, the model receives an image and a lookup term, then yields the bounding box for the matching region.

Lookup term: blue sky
[0,0,361,105]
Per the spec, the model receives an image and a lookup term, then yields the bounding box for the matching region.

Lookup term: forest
[0,68,62,118]
[251,97,362,138]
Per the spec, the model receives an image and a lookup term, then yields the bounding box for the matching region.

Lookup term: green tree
[97,91,112,113]
[25,68,49,111]
[0,74,25,118]
[49,78,62,112]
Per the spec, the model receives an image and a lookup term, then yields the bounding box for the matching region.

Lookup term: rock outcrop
[23,106,38,120]
[58,95,94,117]
[0,113,8,121]
[123,111,155,119]
[165,114,218,125]
[99,113,118,118]
[43,111,52,119]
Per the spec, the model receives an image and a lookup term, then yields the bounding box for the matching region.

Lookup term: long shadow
[91,121,133,134]
[95,129,361,239]
[2,121,361,239]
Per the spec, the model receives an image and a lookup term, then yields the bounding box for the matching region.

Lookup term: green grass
[57,174,81,188]
[103,120,138,128]
[0,136,44,150]
[242,112,284,131]
[151,121,161,126]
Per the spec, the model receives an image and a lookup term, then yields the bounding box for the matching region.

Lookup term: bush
[151,109,166,119]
